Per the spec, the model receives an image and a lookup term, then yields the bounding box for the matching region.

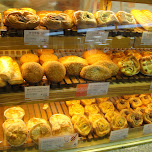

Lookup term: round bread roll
[40,54,58,65]
[38,49,54,56]
[21,62,44,83]
[20,53,39,65]
[42,61,66,82]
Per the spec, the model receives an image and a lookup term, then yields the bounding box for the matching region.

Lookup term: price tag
[143,124,152,135]
[87,82,109,96]
[110,128,129,142]
[25,86,50,100]
[85,31,109,44]
[24,30,49,45]
[141,32,152,45]
[39,133,78,151]
[76,84,88,97]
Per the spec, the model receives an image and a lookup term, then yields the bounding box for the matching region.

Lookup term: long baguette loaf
[131,9,152,31]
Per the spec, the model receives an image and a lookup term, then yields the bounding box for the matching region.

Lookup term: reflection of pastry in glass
[66,100,80,107]
[127,112,143,127]
[139,94,151,105]
[96,97,109,104]
[143,111,152,124]
[4,107,25,119]
[98,101,114,114]
[93,118,111,137]
[116,99,130,111]
[111,115,128,130]
[74,115,92,136]
[89,113,103,125]
[129,97,142,109]
[5,122,28,146]
[80,98,96,106]
[120,109,133,118]
[69,104,84,116]
[84,104,100,116]
[30,123,51,143]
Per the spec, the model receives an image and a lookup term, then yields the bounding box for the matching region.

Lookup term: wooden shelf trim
[110,0,152,4]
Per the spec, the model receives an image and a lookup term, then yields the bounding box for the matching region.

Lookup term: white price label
[24,30,49,45]
[85,31,109,44]
[143,124,152,135]
[110,128,129,142]
[39,133,78,151]
[141,32,152,45]
[87,82,109,96]
[25,86,50,101]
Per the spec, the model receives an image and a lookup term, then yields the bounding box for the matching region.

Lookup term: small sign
[143,124,152,135]
[85,31,109,44]
[87,82,109,96]
[24,30,49,45]
[76,84,88,97]
[25,86,50,100]
[110,128,129,142]
[39,133,78,151]
[141,32,152,45]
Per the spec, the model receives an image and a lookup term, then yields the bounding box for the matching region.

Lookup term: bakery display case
[0,0,152,151]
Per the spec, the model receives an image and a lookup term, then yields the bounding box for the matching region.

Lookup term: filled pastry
[40,13,73,30]
[96,97,109,104]
[89,113,103,125]
[135,106,147,115]
[106,50,125,60]
[74,115,92,136]
[115,99,130,111]
[73,11,97,29]
[5,11,40,29]
[84,104,100,116]
[69,104,84,116]
[105,110,119,122]
[59,56,88,76]
[129,97,142,109]
[66,100,80,107]
[71,114,84,124]
[147,103,152,112]
[127,112,143,127]
[120,109,133,118]
[80,98,96,106]
[98,101,114,114]
[139,94,151,105]
[94,10,119,27]
[139,56,152,76]
[124,50,142,60]
[42,61,66,83]
[93,118,111,137]
[80,65,112,81]
[111,115,128,130]
[143,111,152,124]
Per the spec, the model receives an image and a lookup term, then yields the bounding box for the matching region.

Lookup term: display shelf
[111,0,152,4]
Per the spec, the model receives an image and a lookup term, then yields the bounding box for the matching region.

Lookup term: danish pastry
[40,54,58,65]
[93,118,111,137]
[5,11,40,29]
[140,56,152,76]
[139,94,151,105]
[21,62,44,83]
[80,98,96,106]
[117,55,140,76]
[106,50,125,60]
[116,99,130,111]
[80,65,112,81]
[95,10,119,27]
[124,50,142,60]
[69,104,84,116]
[105,110,119,122]
[89,113,103,124]
[141,51,152,57]
[37,49,54,56]
[135,106,147,115]
[120,109,133,118]
[143,111,152,124]
[59,56,88,76]
[96,97,109,104]
[20,53,39,65]
[71,114,84,124]
[73,11,97,29]
[111,115,128,130]
[127,112,143,127]
[129,97,142,109]
[74,115,92,136]
[40,13,73,29]
[66,100,80,107]
[147,103,152,112]
[84,104,100,116]
[42,61,66,83]
[98,101,114,114]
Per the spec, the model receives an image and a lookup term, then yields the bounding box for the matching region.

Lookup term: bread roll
[42,61,66,82]
[20,53,39,65]
[37,49,54,56]
[21,62,44,83]
[40,54,58,65]
[59,56,88,76]
[73,11,97,29]
[80,65,112,81]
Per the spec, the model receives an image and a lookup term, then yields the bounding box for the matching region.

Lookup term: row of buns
[65,93,152,137]
[2,8,152,31]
